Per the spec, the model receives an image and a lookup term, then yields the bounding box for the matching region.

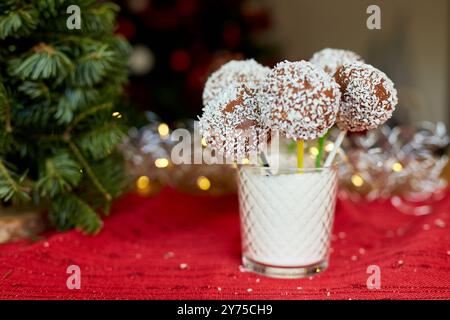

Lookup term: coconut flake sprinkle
[259,60,341,140]
[202,59,270,106]
[199,82,268,159]
[310,48,364,76]
[334,62,398,132]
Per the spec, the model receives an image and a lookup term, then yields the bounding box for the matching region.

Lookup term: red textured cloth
[0,188,449,300]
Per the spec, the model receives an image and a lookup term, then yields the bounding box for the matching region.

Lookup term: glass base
[242,256,328,279]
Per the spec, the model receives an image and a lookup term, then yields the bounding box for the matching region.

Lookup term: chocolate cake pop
[199,82,267,159]
[260,60,341,140]
[202,59,270,106]
[310,48,364,76]
[334,62,398,132]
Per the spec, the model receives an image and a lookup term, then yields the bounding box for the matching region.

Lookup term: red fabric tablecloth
[0,188,449,300]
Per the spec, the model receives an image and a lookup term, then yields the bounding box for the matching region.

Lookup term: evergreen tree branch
[0,158,30,202]
[67,140,112,202]
[0,83,12,132]
[65,102,112,134]
[9,42,74,81]
[0,7,39,39]
[77,122,124,160]
[0,160,18,196]
[49,194,102,234]
[36,152,82,198]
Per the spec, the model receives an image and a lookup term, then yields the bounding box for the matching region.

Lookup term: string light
[392,162,403,172]
[351,174,364,187]
[136,176,151,195]
[158,123,170,137]
[197,176,211,190]
[155,158,169,168]
[325,143,334,153]
[136,175,150,189]
[201,137,207,147]
[241,158,250,165]
[112,111,122,119]
[309,147,319,157]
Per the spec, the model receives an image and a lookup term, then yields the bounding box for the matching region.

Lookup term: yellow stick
[297,140,304,169]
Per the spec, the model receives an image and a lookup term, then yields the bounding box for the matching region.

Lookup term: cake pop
[260,60,341,141]
[310,48,364,76]
[335,62,398,132]
[324,62,398,167]
[199,82,267,160]
[202,59,270,106]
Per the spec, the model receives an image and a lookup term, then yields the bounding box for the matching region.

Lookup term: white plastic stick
[260,152,270,167]
[324,130,347,167]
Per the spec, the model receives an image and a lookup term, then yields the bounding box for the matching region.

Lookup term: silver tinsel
[336,122,449,214]
[120,112,237,195]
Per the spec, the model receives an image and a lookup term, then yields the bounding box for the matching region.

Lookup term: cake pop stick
[324,62,398,167]
[297,140,304,169]
[324,130,346,167]
[315,130,330,168]
[259,152,270,167]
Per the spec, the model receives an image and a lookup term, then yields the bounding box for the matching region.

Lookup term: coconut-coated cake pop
[310,48,364,76]
[199,82,267,159]
[260,60,341,140]
[334,62,398,132]
[202,59,270,106]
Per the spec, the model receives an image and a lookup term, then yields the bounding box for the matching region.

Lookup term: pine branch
[67,140,112,202]
[0,83,12,133]
[0,7,39,39]
[65,102,112,134]
[78,2,120,35]
[49,194,102,234]
[0,158,30,202]
[10,43,73,81]
[12,100,57,130]
[76,123,124,160]
[70,44,117,87]
[55,87,101,124]
[36,152,82,198]
[88,153,127,210]
[18,81,50,100]
[74,152,127,215]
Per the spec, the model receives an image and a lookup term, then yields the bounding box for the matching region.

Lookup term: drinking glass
[238,165,338,278]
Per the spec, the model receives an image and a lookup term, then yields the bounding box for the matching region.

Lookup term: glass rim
[239,163,339,174]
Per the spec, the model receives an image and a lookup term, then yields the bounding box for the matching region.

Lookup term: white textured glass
[238,166,337,278]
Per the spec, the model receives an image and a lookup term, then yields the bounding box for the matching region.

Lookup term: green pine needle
[10,43,73,81]
[36,152,82,198]
[77,124,124,160]
[49,194,102,234]
[0,159,31,203]
[0,8,39,39]
[0,82,12,132]
[18,81,50,100]
[70,45,116,86]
